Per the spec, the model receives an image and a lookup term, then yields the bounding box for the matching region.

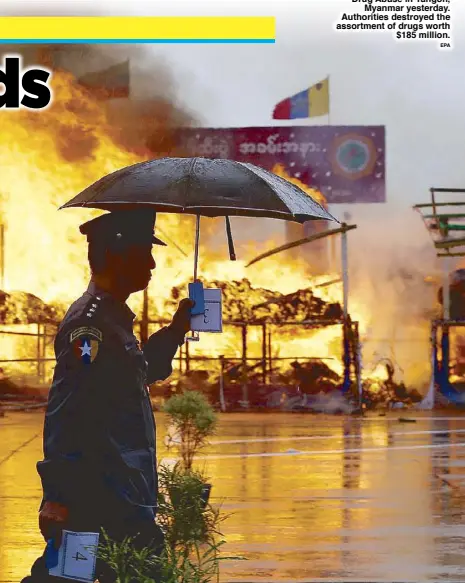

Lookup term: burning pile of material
[0,291,62,325]
[168,278,342,324]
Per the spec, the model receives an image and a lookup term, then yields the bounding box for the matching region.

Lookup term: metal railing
[0,324,57,384]
[0,317,355,386]
[0,319,345,385]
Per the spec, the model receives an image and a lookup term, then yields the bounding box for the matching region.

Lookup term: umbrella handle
[194,214,200,281]
[186,214,201,343]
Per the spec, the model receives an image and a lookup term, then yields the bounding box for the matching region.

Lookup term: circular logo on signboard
[330,134,377,180]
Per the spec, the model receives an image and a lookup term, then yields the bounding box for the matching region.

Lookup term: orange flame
[272,163,327,207]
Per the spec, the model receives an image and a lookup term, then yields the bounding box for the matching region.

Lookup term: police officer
[22,208,193,582]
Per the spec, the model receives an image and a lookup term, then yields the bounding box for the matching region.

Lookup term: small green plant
[157,463,224,550]
[157,538,239,583]
[97,391,242,582]
[97,464,238,583]
[155,461,237,583]
[163,390,218,471]
[97,530,160,583]
[98,533,236,583]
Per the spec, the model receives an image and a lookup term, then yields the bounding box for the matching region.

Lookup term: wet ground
[2,411,465,582]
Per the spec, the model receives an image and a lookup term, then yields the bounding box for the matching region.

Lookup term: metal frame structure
[137,223,362,410]
[245,222,361,403]
[0,318,361,396]
[414,188,465,407]
[142,317,360,373]
[142,317,361,411]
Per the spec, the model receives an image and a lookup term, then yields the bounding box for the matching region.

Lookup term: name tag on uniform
[190,289,222,333]
[48,530,99,582]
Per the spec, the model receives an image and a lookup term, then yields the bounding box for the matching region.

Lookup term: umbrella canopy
[60,157,337,224]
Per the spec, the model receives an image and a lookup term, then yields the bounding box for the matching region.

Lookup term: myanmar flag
[273,78,329,120]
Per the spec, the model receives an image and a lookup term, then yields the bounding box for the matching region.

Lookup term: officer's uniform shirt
[37,281,183,523]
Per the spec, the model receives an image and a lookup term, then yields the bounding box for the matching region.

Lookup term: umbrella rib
[236,161,333,221]
[185,157,198,213]
[84,166,133,206]
[236,161,281,214]
[61,200,331,220]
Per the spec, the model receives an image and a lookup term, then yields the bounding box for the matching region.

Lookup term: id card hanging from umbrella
[186,214,232,341]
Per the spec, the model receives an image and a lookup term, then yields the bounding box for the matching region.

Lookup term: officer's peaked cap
[79,208,166,247]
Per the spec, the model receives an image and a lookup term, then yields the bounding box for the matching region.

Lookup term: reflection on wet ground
[2,411,465,582]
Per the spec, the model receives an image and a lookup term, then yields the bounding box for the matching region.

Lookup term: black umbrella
[60,157,338,277]
[61,157,335,220]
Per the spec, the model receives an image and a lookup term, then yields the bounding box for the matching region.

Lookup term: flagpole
[327,75,331,126]
[327,74,336,272]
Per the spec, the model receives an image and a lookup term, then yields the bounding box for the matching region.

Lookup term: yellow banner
[0,16,275,42]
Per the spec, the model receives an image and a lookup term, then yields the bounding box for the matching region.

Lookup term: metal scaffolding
[414,187,465,408]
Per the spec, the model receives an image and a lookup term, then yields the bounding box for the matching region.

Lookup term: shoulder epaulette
[83,294,104,320]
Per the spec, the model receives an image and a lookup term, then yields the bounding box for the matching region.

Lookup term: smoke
[346,210,440,390]
[0,42,219,242]
[307,391,356,414]
[51,45,197,155]
[0,43,197,159]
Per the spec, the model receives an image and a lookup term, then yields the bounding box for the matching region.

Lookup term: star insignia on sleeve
[69,327,102,364]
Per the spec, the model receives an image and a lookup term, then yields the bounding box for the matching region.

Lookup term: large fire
[0,66,431,397]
